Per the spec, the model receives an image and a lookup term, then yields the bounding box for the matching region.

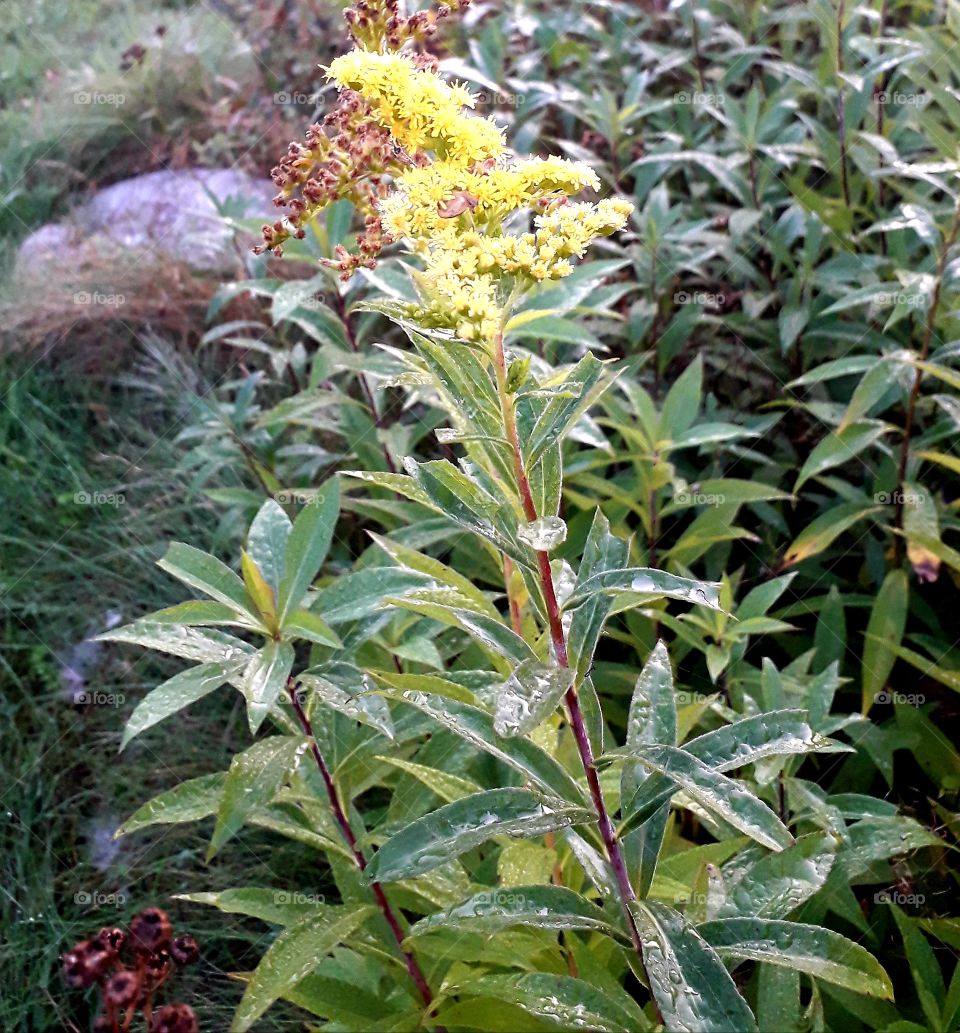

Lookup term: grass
[0,356,326,1029]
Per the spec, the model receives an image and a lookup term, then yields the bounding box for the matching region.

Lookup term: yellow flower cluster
[322,47,632,344]
[379,157,601,239]
[410,197,632,341]
[327,51,503,165]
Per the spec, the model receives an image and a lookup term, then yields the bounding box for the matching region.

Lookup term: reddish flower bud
[104,968,141,1009]
[129,907,172,955]
[151,1003,199,1033]
[171,934,200,966]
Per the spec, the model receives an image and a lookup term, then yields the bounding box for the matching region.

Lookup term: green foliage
[40,0,960,1030]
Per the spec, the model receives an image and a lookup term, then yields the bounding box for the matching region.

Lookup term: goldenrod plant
[95,2,925,1030]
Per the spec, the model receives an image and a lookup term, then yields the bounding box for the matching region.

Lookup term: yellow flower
[327,51,503,165]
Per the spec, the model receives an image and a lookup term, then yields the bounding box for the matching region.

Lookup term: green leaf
[366,789,592,882]
[566,568,722,611]
[310,567,432,623]
[719,833,837,919]
[619,711,842,835]
[493,658,575,738]
[862,569,909,714]
[115,773,226,838]
[241,549,279,630]
[699,918,894,999]
[98,621,255,664]
[568,509,630,682]
[278,477,340,624]
[524,352,610,467]
[374,687,585,803]
[241,640,295,734]
[158,542,252,613]
[660,355,702,440]
[376,756,480,803]
[231,906,375,1032]
[627,744,794,851]
[298,672,394,739]
[246,499,292,590]
[121,661,239,750]
[407,885,627,941]
[623,642,676,897]
[282,609,342,648]
[209,736,304,859]
[633,901,758,1033]
[783,503,881,566]
[180,886,330,927]
[794,423,889,491]
[460,973,648,1033]
[889,903,945,1029]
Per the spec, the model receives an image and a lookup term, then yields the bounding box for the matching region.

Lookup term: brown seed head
[171,934,200,966]
[151,1003,199,1033]
[129,907,172,954]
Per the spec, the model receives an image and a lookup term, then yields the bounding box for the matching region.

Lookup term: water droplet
[518,516,567,552]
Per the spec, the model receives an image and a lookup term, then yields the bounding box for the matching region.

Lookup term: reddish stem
[492,333,644,957]
[286,681,442,1022]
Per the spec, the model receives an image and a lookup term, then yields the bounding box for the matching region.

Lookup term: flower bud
[151,1003,199,1033]
[129,907,172,955]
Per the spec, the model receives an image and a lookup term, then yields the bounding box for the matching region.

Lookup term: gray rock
[16,167,276,276]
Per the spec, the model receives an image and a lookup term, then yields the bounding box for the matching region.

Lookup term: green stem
[491,331,647,961]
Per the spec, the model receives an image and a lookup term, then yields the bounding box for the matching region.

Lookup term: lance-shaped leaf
[524,352,609,467]
[633,901,758,1033]
[241,640,295,734]
[158,542,252,613]
[626,744,794,851]
[309,567,433,623]
[404,457,526,561]
[457,973,648,1033]
[565,568,722,612]
[209,736,304,859]
[246,499,292,591]
[619,710,847,835]
[377,756,480,803]
[373,685,585,803]
[98,621,255,665]
[241,549,278,631]
[698,918,894,999]
[567,509,630,682]
[180,886,330,928]
[719,833,837,919]
[366,789,593,882]
[623,641,677,897]
[386,592,535,672]
[407,885,627,941]
[783,503,881,567]
[231,905,375,1032]
[283,610,341,648]
[115,773,225,838]
[277,476,340,624]
[298,671,394,739]
[494,658,575,738]
[121,660,242,750]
